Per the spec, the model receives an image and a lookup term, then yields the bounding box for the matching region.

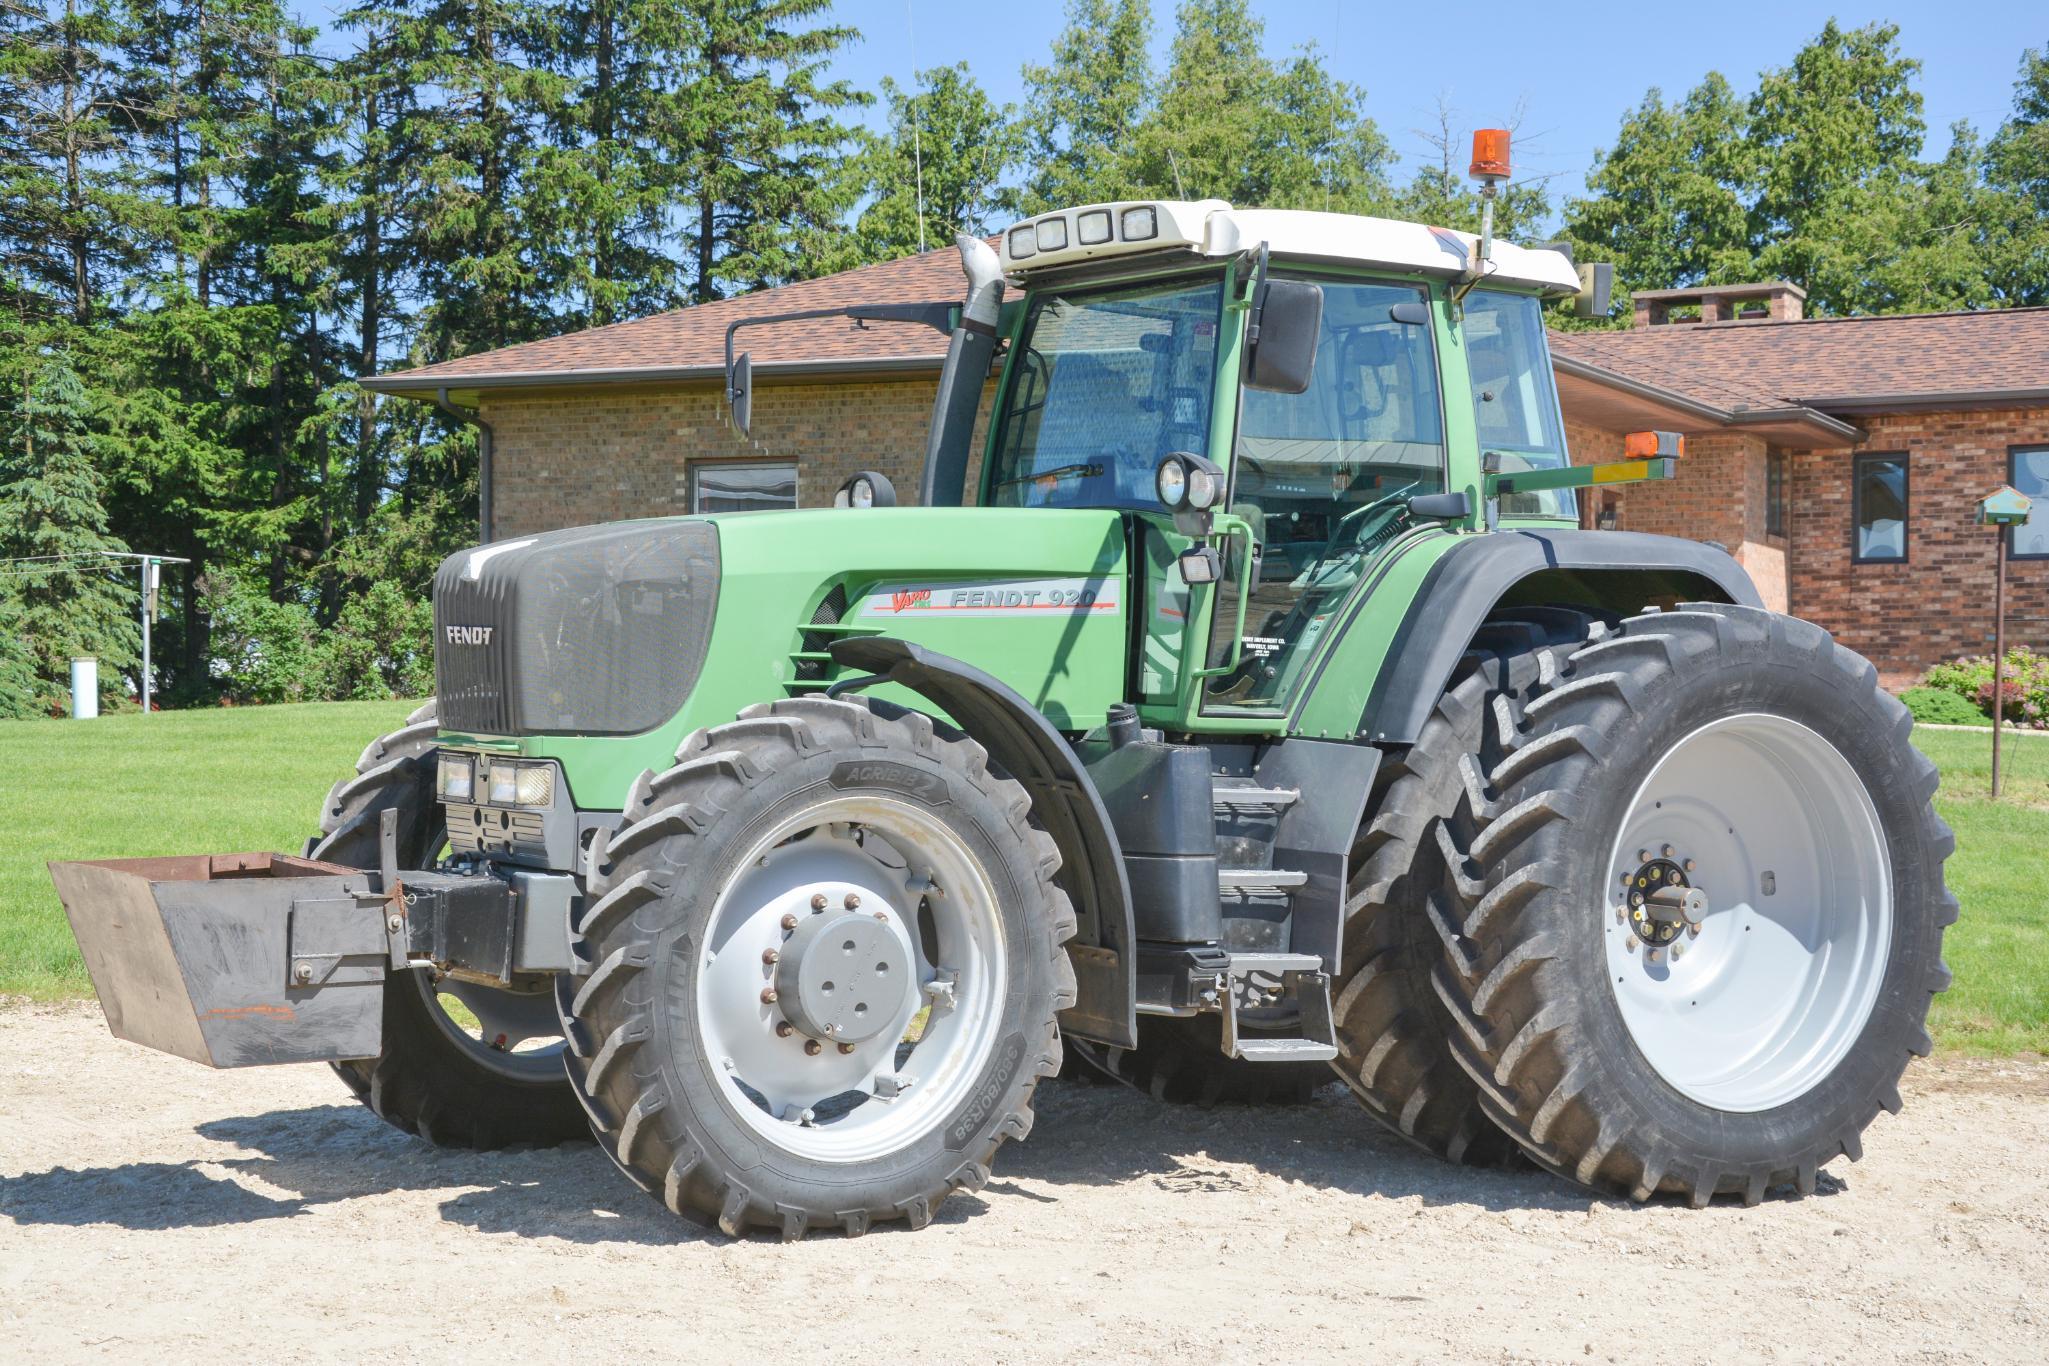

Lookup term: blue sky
[306,2,2042,204]
[830,0,2042,193]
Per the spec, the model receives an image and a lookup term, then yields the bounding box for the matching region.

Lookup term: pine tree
[1015,0,1152,215]
[670,0,866,301]
[0,353,139,711]
[852,65,1020,262]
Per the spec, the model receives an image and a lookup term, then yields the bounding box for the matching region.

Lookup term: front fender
[828,637,1137,1048]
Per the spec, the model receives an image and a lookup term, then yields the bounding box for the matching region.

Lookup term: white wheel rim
[694,796,1007,1163]
[1602,714,1892,1112]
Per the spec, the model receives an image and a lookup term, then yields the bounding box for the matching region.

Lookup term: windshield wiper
[994,462,1105,489]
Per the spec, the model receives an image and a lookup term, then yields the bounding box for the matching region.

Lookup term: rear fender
[1360,530,1763,746]
[827,637,1137,1048]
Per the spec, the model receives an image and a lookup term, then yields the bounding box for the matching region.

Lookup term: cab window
[1464,291,1573,518]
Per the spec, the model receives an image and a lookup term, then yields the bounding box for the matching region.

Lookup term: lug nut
[762,947,780,965]
[838,1042,856,1055]
[1672,943,1687,960]
[1661,844,1674,858]
[781,912,799,930]
[1636,849,1649,864]
[759,987,779,1004]
[1683,859,1696,873]
[804,1039,823,1056]
[775,1021,795,1038]
[810,893,828,911]
[874,911,888,922]
[843,892,862,910]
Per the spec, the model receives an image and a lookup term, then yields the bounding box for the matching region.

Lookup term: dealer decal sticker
[859,577,1121,619]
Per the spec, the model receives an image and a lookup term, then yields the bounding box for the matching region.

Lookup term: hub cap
[695,796,1007,1162]
[1603,714,1893,1113]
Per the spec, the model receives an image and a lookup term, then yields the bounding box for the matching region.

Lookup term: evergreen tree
[670,0,866,301]
[1125,0,1391,212]
[0,353,138,710]
[853,64,1020,262]
[1015,0,1152,215]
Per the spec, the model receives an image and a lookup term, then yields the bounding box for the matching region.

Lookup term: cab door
[1200,277,1450,715]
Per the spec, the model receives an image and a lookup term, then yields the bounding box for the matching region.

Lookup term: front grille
[434,520,720,736]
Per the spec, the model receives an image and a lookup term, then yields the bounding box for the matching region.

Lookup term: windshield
[1465,290,1574,518]
[986,275,1225,509]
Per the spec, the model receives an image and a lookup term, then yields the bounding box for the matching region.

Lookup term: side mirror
[727,352,753,434]
[1244,279,1323,394]
[1574,262,1614,320]
[1408,491,1471,521]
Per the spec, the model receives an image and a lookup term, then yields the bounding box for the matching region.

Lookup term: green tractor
[51,177,1953,1237]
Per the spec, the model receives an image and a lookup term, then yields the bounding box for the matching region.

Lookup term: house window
[2011,446,2049,560]
[692,461,797,514]
[1851,453,1909,563]
[1766,451,1788,537]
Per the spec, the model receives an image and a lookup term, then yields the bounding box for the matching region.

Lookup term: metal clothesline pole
[97,551,191,714]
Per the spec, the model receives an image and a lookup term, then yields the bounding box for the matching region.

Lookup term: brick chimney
[1631,281,1806,327]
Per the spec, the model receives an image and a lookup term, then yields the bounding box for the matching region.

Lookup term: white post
[140,558,157,714]
[71,657,99,719]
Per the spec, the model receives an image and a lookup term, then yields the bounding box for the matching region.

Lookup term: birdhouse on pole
[1977,485,2033,527]
[1977,486,2032,800]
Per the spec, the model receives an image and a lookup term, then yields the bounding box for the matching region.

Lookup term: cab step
[1220,952,1338,1062]
[1210,784,1301,812]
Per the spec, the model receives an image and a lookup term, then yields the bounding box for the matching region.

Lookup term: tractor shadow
[0,1079,1840,1242]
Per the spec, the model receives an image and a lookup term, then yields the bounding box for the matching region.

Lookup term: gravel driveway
[2,1001,2044,1363]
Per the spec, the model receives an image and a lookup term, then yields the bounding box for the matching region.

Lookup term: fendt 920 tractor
[52,136,1954,1238]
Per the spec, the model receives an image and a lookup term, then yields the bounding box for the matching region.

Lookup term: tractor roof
[998,200,1582,296]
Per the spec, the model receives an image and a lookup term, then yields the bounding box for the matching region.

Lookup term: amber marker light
[1624,431,1685,459]
[1469,129,1512,182]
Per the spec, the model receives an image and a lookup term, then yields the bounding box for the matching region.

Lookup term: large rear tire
[312,701,588,1150]
[559,696,1075,1237]
[1431,606,1955,1205]
[1330,608,1601,1164]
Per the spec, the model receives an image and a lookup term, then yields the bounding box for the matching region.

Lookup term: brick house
[366,255,2048,688]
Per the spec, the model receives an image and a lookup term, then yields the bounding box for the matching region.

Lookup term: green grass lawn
[0,699,415,999]
[1,702,2044,1056]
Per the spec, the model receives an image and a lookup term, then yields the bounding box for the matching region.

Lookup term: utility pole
[99,551,191,713]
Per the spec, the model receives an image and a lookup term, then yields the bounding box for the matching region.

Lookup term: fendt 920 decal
[858,577,1121,619]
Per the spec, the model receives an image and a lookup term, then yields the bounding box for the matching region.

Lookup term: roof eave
[1551,354,1859,442]
[361,352,951,401]
[1799,386,2049,416]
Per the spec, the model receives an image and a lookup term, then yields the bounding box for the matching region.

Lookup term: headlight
[1077,209,1112,245]
[1006,225,1036,259]
[1155,456,1188,509]
[436,753,473,802]
[514,764,555,807]
[1185,462,1221,510]
[834,470,897,508]
[1034,216,1068,252]
[477,759,558,809]
[1119,205,1158,241]
[850,476,875,509]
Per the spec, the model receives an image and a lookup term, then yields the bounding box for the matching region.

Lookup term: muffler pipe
[918,233,1006,507]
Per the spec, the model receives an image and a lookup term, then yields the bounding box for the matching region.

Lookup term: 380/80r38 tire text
[1429,604,1955,1205]
[558,696,1076,1238]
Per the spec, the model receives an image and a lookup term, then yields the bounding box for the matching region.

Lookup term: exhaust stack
[918,234,1006,507]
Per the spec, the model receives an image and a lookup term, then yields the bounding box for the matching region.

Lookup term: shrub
[1900,686,1987,727]
[1917,647,2049,729]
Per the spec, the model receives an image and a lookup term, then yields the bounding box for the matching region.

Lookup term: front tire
[312,700,588,1150]
[1432,606,1955,1205]
[560,697,1076,1237]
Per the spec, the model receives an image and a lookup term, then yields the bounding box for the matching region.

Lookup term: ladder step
[1216,867,1308,893]
[1233,1037,1339,1062]
[1210,784,1301,811]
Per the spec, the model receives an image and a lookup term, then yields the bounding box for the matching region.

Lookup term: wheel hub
[775,906,913,1044]
[1620,850,1708,951]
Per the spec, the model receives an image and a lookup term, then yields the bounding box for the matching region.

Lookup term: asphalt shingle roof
[1549,308,2049,414]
